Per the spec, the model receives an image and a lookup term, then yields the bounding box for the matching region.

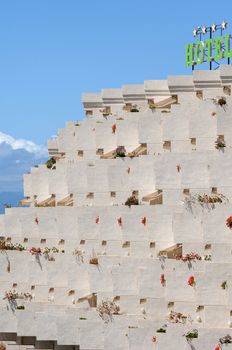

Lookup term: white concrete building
[1,66,232,349]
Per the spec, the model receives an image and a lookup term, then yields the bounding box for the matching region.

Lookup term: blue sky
[0,0,231,192]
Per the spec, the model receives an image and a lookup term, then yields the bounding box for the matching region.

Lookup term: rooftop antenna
[192,20,229,70]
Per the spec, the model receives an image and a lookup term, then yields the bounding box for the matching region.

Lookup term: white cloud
[0,132,48,192]
[0,132,47,157]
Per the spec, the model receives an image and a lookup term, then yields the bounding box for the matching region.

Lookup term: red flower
[176,165,181,172]
[112,124,116,134]
[188,275,195,287]
[215,346,220,350]
[35,217,39,225]
[117,217,122,227]
[30,247,41,255]
[95,216,100,224]
[226,216,232,229]
[152,336,157,343]
[160,273,166,287]
[141,217,146,226]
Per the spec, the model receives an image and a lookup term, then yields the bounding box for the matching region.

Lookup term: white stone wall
[1,66,232,349]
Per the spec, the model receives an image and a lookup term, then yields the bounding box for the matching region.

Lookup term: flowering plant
[151,336,157,343]
[188,276,196,287]
[97,300,120,323]
[160,274,166,287]
[112,124,116,134]
[0,241,25,251]
[226,216,232,229]
[3,290,32,301]
[176,252,201,262]
[197,193,226,204]
[29,247,42,255]
[168,311,188,324]
[184,193,228,211]
[141,217,146,226]
[117,217,122,227]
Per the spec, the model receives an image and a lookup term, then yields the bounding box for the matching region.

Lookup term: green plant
[217,97,227,107]
[185,330,198,339]
[156,328,166,333]
[215,140,226,150]
[125,195,139,207]
[149,102,156,110]
[130,105,139,112]
[115,151,126,158]
[16,305,25,310]
[46,157,56,169]
[221,281,228,290]
[79,317,87,320]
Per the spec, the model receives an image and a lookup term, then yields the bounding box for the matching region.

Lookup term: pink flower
[95,216,100,224]
[152,336,157,343]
